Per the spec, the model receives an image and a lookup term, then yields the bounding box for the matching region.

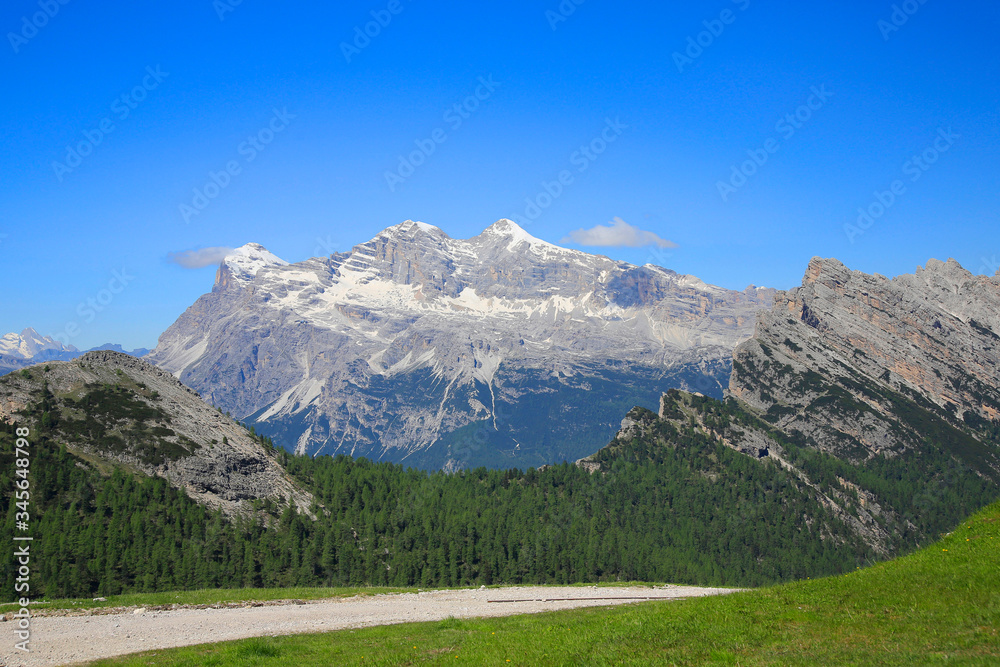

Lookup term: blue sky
[2,1,998,350]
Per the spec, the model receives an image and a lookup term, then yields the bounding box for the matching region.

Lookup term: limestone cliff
[149,220,774,469]
[729,257,1000,466]
[594,257,1000,556]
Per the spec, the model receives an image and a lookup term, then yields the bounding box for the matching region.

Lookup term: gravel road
[0,585,738,666]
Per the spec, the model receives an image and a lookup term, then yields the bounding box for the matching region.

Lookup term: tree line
[2,385,996,602]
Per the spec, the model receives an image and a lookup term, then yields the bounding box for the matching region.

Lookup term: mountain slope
[729,257,1000,465]
[0,350,312,516]
[600,257,1000,556]
[149,220,774,469]
[0,376,876,604]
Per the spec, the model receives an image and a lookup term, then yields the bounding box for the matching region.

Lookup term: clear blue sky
[2,1,998,350]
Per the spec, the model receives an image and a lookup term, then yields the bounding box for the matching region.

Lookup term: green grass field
[83,501,1000,666]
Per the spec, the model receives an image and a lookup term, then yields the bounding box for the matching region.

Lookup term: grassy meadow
[78,500,1000,665]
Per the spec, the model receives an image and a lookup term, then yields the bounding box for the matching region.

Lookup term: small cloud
[167,246,233,269]
[561,217,677,249]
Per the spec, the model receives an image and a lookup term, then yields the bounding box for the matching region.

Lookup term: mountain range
[149,220,775,470]
[0,327,149,376]
[2,248,998,599]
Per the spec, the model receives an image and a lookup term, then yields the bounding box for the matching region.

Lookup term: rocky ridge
[591,257,1000,555]
[729,257,1000,464]
[0,350,313,517]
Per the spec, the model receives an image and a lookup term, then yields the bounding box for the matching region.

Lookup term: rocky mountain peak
[912,257,974,289]
[731,256,1000,440]
[393,219,447,237]
[802,257,850,288]
[717,255,1000,555]
[483,218,529,239]
[475,218,562,254]
[151,218,776,469]
[214,243,287,292]
[0,328,77,359]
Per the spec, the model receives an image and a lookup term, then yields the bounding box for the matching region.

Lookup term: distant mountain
[0,328,150,376]
[149,220,775,469]
[0,350,312,517]
[0,328,79,374]
[592,257,1000,556]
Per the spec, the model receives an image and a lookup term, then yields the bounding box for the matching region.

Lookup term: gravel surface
[0,585,739,666]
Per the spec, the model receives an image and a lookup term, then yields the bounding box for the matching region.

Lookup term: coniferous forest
[5,379,997,604]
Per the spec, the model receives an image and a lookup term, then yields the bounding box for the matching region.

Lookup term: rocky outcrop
[0,351,313,517]
[729,257,1000,465]
[592,257,1000,557]
[149,220,774,469]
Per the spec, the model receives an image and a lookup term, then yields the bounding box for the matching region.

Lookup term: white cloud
[167,246,233,269]
[561,217,677,249]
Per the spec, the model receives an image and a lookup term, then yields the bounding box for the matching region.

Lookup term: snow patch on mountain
[0,328,77,359]
[149,219,776,467]
[223,243,288,284]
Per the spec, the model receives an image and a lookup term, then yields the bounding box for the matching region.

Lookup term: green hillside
[87,499,1000,666]
[6,371,998,602]
[2,390,877,602]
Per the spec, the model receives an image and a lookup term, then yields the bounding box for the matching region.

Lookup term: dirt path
[0,585,739,666]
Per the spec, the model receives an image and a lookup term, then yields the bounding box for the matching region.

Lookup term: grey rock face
[149,220,774,469]
[0,350,313,517]
[593,257,1000,556]
[728,256,1000,464]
